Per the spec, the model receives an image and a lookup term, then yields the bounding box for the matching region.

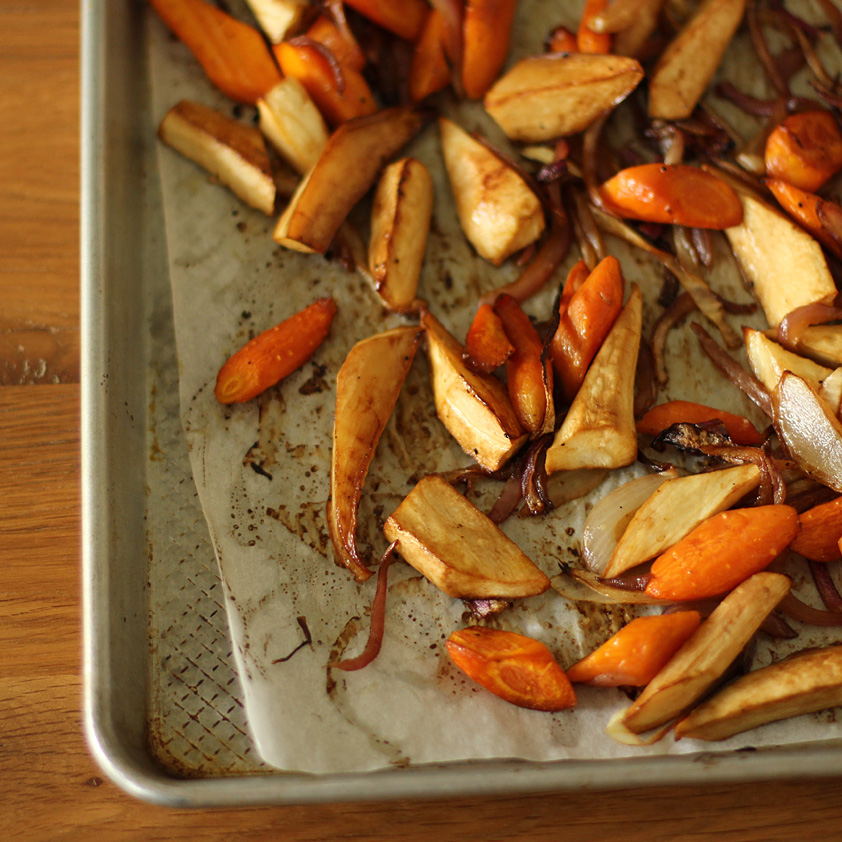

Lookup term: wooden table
[4,1,842,838]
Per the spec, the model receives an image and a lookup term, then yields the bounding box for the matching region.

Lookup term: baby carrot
[765,110,842,193]
[645,505,800,601]
[567,611,701,687]
[344,0,430,42]
[792,497,842,562]
[409,9,451,102]
[463,303,515,374]
[446,627,576,711]
[766,178,842,260]
[305,15,366,73]
[578,0,612,54]
[215,297,337,404]
[462,0,518,99]
[636,400,764,446]
[149,0,281,104]
[600,164,743,229]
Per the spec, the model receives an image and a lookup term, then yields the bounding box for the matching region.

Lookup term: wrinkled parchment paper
[148,0,842,773]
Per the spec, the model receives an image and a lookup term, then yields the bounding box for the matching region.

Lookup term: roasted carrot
[792,497,842,562]
[765,110,842,192]
[645,505,800,601]
[566,612,701,687]
[344,0,430,42]
[148,0,281,104]
[462,0,518,100]
[305,15,366,73]
[558,258,590,315]
[494,293,554,433]
[409,9,451,102]
[599,164,744,229]
[766,178,842,259]
[215,297,337,404]
[550,255,624,403]
[463,303,515,373]
[546,25,579,54]
[636,400,764,446]
[446,627,576,711]
[274,41,377,127]
[577,0,612,54]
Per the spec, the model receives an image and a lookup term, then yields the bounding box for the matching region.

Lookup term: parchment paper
[147,0,842,773]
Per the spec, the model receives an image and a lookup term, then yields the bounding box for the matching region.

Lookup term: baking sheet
[145,0,842,777]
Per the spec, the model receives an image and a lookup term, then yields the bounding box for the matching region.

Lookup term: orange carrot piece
[148,0,281,104]
[463,303,515,374]
[550,255,624,403]
[636,400,764,446]
[215,297,337,404]
[274,42,377,127]
[577,0,612,54]
[765,110,842,192]
[462,0,518,100]
[494,293,553,433]
[766,178,842,259]
[446,627,576,711]
[409,9,451,102]
[546,25,579,54]
[557,258,590,317]
[599,164,744,229]
[306,15,366,73]
[792,497,842,562]
[645,505,800,601]
[566,612,701,687]
[344,0,430,42]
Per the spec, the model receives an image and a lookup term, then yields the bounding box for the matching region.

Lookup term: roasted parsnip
[245,0,308,43]
[328,326,423,583]
[159,100,276,215]
[439,117,545,265]
[744,327,832,394]
[545,286,641,473]
[368,158,434,313]
[383,475,550,599]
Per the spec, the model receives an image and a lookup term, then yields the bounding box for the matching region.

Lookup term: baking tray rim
[79,0,842,807]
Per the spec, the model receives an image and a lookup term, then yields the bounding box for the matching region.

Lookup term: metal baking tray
[81,0,842,807]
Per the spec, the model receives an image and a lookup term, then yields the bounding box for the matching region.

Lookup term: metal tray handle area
[80,0,842,806]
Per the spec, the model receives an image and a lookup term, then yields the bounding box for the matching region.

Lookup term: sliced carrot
[792,497,842,562]
[645,505,800,601]
[274,42,377,127]
[215,297,337,404]
[493,293,553,433]
[462,0,518,100]
[765,110,842,192]
[409,9,451,102]
[550,255,624,403]
[148,0,281,104]
[636,400,764,446]
[599,164,744,229]
[446,627,576,711]
[766,178,842,259]
[463,303,515,374]
[344,0,430,42]
[557,258,590,316]
[566,612,701,687]
[546,25,579,54]
[306,15,366,73]
[577,0,612,54]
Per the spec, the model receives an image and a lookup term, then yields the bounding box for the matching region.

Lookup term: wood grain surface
[5,0,842,839]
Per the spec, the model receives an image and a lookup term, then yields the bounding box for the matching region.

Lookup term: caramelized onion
[778,591,842,626]
[809,561,842,613]
[545,468,608,509]
[331,543,397,671]
[691,322,774,417]
[582,472,674,575]
[651,292,697,385]
[699,444,786,505]
[777,302,842,352]
[288,36,346,93]
[747,0,789,97]
[552,568,667,605]
[521,434,553,516]
[488,470,525,523]
[715,81,779,116]
[634,338,658,417]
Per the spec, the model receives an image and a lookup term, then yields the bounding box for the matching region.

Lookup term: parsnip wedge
[159,100,276,215]
[245,0,307,43]
[383,475,550,599]
[545,286,641,473]
[369,158,434,312]
[619,572,791,735]
[614,0,664,58]
[820,367,842,417]
[483,53,644,142]
[603,464,761,579]
[648,0,746,120]
[274,107,427,254]
[327,326,422,583]
[725,193,837,327]
[421,309,527,471]
[788,325,842,368]
[675,644,842,741]
[744,327,832,394]
[439,118,544,265]
[257,78,329,174]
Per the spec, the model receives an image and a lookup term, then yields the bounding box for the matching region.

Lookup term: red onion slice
[777,302,842,353]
